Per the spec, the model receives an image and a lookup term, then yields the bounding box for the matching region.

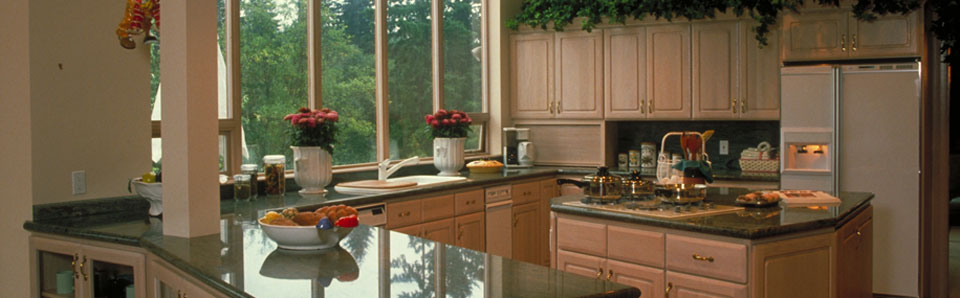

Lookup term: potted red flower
[424,109,472,176]
[284,107,339,195]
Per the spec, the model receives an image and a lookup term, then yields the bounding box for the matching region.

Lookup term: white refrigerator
[780,63,920,297]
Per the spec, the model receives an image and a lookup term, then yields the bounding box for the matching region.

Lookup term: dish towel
[775,190,841,206]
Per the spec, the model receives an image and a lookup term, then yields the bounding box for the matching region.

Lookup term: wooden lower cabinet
[31,235,147,298]
[557,250,604,279]
[751,232,834,298]
[454,212,485,251]
[512,202,541,264]
[667,271,747,298]
[836,205,873,298]
[392,224,423,238]
[393,218,457,246]
[607,259,665,298]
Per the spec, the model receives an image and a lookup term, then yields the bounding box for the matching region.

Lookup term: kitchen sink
[334,175,467,195]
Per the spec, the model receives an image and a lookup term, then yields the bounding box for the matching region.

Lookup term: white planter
[292,146,333,195]
[433,137,465,176]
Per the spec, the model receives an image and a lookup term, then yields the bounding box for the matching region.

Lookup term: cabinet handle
[457,227,464,240]
[595,267,603,279]
[856,230,862,237]
[71,254,79,279]
[692,253,714,262]
[178,290,183,298]
[732,98,737,113]
[557,101,562,114]
[548,101,555,114]
[513,216,519,228]
[648,99,654,113]
[398,211,410,217]
[852,33,857,51]
[665,282,673,297]
[640,100,646,114]
[606,269,613,281]
[79,256,88,281]
[741,97,746,113]
[841,34,847,52]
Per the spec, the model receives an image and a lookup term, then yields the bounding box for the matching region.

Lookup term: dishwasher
[355,203,386,227]
[484,185,512,258]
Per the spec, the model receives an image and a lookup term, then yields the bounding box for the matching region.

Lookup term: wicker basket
[739,158,779,173]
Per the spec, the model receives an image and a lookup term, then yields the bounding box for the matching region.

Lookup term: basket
[739,158,779,173]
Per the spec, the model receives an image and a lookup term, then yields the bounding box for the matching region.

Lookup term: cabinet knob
[665,282,673,297]
[596,267,603,279]
[606,269,613,281]
[79,256,88,281]
[692,253,714,262]
[71,254,79,279]
[458,227,464,240]
[513,217,519,228]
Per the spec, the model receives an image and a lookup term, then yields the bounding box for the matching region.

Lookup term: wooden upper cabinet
[510,33,555,119]
[555,30,604,119]
[741,21,781,120]
[692,21,740,119]
[604,27,648,119]
[782,9,920,61]
[849,10,921,58]
[782,10,849,61]
[646,24,691,119]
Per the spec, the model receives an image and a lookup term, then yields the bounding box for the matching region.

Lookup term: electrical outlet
[719,140,730,155]
[72,171,86,195]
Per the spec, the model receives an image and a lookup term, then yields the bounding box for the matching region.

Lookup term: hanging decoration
[116,0,161,49]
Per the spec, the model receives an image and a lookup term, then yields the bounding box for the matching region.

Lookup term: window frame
[153,0,491,174]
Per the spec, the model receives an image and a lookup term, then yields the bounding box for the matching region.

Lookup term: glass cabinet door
[38,250,80,298]
[90,260,135,298]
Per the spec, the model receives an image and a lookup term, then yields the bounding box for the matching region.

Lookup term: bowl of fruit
[259,205,360,250]
[131,172,163,216]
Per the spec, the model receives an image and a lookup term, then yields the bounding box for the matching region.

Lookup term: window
[152,0,488,174]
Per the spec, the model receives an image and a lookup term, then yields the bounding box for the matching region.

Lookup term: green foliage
[506,0,953,61]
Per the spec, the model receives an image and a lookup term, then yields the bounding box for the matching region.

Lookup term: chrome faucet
[378,156,420,181]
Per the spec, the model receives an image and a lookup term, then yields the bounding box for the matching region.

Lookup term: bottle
[262,155,286,195]
[240,164,259,198]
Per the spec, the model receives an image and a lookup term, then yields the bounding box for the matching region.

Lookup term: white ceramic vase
[433,137,465,176]
[291,146,332,195]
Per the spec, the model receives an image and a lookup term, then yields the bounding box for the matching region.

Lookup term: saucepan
[557,167,623,201]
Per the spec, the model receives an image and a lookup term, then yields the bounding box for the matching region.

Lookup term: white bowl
[260,221,354,250]
[131,178,163,216]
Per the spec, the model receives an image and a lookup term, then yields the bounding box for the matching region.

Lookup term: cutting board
[336,180,417,189]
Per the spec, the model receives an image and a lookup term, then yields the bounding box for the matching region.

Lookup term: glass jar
[262,155,286,195]
[240,164,259,198]
[233,174,252,200]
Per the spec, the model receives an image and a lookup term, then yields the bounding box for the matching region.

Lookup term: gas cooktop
[562,197,743,219]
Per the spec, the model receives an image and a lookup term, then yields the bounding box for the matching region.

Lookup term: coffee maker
[502,127,533,168]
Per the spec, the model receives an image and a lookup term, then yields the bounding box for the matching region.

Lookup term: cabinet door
[422,218,456,245]
[849,10,921,58]
[84,244,146,298]
[392,223,422,238]
[455,212,485,252]
[555,30,604,119]
[604,27,648,119]
[750,232,833,298]
[837,206,873,298]
[539,179,558,266]
[692,21,740,119]
[511,202,541,264]
[510,33,555,119]
[607,260,665,298]
[556,250,604,279]
[148,259,185,298]
[31,236,83,298]
[646,24,691,119]
[782,10,849,61]
[741,20,781,120]
[666,271,748,298]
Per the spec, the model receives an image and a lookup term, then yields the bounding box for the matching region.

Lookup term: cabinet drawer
[422,194,455,222]
[512,181,540,205]
[386,199,422,229]
[607,225,664,268]
[666,234,747,283]
[838,205,872,241]
[455,189,484,215]
[556,217,606,256]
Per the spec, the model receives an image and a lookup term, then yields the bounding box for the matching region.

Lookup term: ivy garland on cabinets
[506,0,957,64]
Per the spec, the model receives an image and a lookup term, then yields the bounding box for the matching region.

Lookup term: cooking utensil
[654,183,707,204]
[557,167,623,201]
[622,170,654,199]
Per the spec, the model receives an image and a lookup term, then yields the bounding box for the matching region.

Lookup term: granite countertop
[550,188,873,239]
[25,167,641,298]
[552,167,779,182]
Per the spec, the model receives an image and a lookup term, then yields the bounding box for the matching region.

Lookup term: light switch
[719,140,729,155]
[72,170,86,195]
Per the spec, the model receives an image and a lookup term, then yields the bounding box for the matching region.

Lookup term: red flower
[283,114,294,121]
[425,114,435,124]
[451,113,462,120]
[436,109,448,117]
[430,120,440,128]
[442,119,451,125]
[327,111,339,122]
[464,117,472,124]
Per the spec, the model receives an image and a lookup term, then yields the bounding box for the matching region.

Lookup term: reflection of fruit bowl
[260,220,354,250]
[131,178,163,216]
[260,246,359,284]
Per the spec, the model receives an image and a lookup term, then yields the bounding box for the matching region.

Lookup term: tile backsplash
[616,121,780,170]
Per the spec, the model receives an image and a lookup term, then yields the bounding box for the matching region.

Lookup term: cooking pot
[654,183,707,204]
[557,167,623,201]
[622,170,654,199]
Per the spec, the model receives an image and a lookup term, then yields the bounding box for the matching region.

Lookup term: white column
[161,0,220,237]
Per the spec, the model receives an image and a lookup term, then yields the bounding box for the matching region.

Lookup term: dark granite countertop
[553,167,779,182]
[550,188,873,239]
[25,167,641,298]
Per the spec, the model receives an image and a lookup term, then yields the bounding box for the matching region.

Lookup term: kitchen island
[549,188,873,298]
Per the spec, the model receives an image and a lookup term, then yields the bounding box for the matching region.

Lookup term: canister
[628,150,641,168]
[640,142,657,168]
[233,174,252,200]
[617,153,628,170]
[262,155,286,195]
[240,164,259,198]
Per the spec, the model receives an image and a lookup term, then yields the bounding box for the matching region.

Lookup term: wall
[29,1,152,204]
[616,121,780,170]
[0,0,34,295]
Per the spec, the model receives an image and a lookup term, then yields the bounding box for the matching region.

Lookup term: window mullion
[308,0,322,109]
[432,0,444,112]
[226,0,242,173]
[375,0,389,162]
